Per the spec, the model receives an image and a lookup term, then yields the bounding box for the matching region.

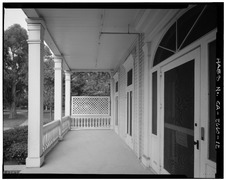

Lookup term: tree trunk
[9,84,17,119]
[50,106,53,120]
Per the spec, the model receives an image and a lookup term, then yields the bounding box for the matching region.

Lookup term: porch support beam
[26,21,45,167]
[54,56,63,138]
[65,70,71,117]
[141,42,151,167]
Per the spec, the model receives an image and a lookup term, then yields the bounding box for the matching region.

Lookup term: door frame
[148,29,217,177]
[113,73,119,134]
[123,54,134,149]
[159,48,201,177]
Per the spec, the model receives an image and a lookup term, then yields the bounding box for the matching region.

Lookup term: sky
[4,8,27,30]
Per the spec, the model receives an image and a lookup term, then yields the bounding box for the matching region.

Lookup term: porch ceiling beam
[23,9,70,71]
[71,69,113,73]
[101,32,140,35]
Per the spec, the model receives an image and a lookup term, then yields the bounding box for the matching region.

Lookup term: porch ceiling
[23,9,140,71]
[23,7,183,72]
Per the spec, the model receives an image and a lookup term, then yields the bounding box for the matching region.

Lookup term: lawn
[3,109,64,129]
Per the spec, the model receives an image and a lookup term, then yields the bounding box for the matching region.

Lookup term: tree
[71,72,110,96]
[43,45,54,120]
[4,24,28,118]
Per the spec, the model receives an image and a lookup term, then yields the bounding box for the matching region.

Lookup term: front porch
[21,129,153,174]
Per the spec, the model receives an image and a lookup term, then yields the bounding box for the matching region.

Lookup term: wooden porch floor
[21,130,154,174]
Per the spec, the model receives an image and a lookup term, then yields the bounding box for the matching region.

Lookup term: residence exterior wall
[116,34,145,159]
[138,34,145,158]
[118,65,126,139]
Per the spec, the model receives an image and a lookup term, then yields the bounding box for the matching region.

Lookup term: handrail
[62,116,70,123]
[43,120,60,155]
[43,120,60,134]
[62,116,71,136]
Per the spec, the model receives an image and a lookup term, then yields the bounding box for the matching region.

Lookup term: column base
[26,155,44,168]
[141,154,150,167]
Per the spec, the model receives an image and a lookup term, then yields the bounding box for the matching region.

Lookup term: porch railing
[62,116,71,136]
[42,116,71,156]
[71,96,111,130]
[43,120,60,155]
[71,116,111,129]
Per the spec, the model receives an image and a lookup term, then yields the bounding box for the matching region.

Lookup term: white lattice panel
[71,96,110,115]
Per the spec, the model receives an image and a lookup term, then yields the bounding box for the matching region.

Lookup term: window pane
[181,5,217,49]
[208,40,216,162]
[152,71,157,135]
[130,91,132,136]
[160,22,176,51]
[115,96,118,126]
[127,92,129,134]
[177,5,205,49]
[127,69,133,86]
[116,81,118,92]
[153,47,174,66]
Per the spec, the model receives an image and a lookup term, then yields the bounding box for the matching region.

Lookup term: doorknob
[194,140,199,150]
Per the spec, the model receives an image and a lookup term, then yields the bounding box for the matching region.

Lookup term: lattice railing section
[72,96,110,115]
[71,96,111,129]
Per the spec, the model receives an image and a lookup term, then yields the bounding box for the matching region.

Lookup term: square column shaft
[26,22,45,167]
[65,71,71,116]
[54,57,63,122]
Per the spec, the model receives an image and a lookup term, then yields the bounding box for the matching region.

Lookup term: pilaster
[141,42,151,167]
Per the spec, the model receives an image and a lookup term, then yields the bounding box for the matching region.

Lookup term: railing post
[54,56,63,139]
[26,19,45,167]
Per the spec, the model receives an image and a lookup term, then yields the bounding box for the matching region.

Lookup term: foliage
[71,72,111,96]
[3,24,28,118]
[43,51,54,109]
[3,126,28,164]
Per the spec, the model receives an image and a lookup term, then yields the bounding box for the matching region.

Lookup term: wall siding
[116,34,145,159]
[138,34,145,158]
[118,66,126,139]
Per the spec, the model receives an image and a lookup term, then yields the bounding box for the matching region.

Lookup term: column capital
[142,42,151,57]
[64,70,72,75]
[53,55,63,63]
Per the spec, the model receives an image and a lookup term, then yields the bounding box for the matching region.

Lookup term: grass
[3,109,63,128]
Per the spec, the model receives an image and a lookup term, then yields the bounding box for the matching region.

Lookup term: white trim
[199,32,217,178]
[123,54,134,72]
[113,72,119,82]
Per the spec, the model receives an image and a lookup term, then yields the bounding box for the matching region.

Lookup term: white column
[54,56,63,137]
[65,70,71,116]
[141,42,151,167]
[26,21,45,167]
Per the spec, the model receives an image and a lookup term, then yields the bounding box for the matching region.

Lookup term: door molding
[160,48,200,177]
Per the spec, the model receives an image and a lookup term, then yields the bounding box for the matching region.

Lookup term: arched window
[153,4,217,66]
